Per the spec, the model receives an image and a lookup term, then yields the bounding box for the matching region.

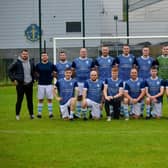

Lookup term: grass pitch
[0,86,168,168]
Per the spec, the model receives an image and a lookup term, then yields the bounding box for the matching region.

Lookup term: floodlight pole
[82,0,86,48]
[39,0,42,61]
[44,40,46,53]
[126,0,129,45]
[114,15,119,56]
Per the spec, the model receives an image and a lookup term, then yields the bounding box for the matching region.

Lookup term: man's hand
[13,80,18,85]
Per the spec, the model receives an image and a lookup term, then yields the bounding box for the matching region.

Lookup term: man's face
[112,71,118,79]
[123,46,130,55]
[41,53,48,62]
[80,48,87,58]
[142,47,150,57]
[65,70,72,79]
[130,69,138,80]
[162,46,168,55]
[59,53,67,61]
[90,71,98,81]
[21,51,29,60]
[102,47,109,57]
[151,69,157,78]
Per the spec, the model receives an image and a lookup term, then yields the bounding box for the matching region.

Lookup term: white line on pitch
[0,130,167,135]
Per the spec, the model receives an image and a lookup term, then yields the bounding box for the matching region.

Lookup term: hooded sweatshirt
[18,57,32,84]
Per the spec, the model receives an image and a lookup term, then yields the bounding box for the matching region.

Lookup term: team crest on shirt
[129,58,132,62]
[97,84,100,87]
[116,83,119,87]
[137,82,140,86]
[70,82,73,86]
[157,81,160,85]
[66,64,69,68]
[108,59,111,63]
[86,61,89,64]
[148,60,151,64]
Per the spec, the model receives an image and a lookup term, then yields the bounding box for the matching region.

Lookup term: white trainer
[69,114,74,120]
[16,115,20,120]
[107,117,111,122]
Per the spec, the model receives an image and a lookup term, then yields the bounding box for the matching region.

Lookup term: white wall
[0,1,39,49]
[129,0,168,38]
[0,0,167,49]
[0,0,103,49]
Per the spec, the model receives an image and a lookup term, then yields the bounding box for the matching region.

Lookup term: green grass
[0,86,168,168]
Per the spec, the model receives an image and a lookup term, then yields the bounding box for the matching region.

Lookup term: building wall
[0,1,39,49]
[129,0,168,39]
[0,0,104,49]
[0,0,168,50]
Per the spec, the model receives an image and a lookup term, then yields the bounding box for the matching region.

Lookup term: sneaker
[69,114,74,120]
[37,114,42,118]
[125,117,129,121]
[107,117,111,122]
[30,115,34,119]
[49,114,54,119]
[16,115,20,120]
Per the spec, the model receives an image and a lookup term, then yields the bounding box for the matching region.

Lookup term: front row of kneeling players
[53,66,168,121]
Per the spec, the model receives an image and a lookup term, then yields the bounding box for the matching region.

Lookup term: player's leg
[37,85,45,118]
[60,103,69,120]
[81,98,88,120]
[132,103,141,119]
[24,83,34,119]
[152,102,162,119]
[140,98,145,117]
[123,97,129,120]
[113,98,121,119]
[15,84,24,120]
[145,97,151,119]
[75,82,84,118]
[120,82,126,117]
[69,97,77,119]
[104,99,112,121]
[46,85,54,118]
[91,101,101,120]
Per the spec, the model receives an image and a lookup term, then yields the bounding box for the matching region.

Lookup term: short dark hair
[112,67,118,72]
[123,44,130,48]
[65,67,72,72]
[59,50,66,55]
[131,67,138,72]
[21,49,28,53]
[41,52,48,55]
[151,66,158,70]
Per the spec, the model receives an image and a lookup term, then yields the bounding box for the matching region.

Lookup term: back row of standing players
[35,44,168,120]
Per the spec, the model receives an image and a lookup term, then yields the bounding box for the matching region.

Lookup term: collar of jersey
[130,77,138,82]
[101,55,109,58]
[122,54,130,57]
[41,61,48,64]
[90,79,98,82]
[111,78,118,81]
[150,76,158,80]
[59,60,68,64]
[64,78,72,81]
[161,55,168,58]
[141,56,150,60]
[79,57,87,60]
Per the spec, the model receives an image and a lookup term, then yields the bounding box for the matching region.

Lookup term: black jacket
[8,58,35,83]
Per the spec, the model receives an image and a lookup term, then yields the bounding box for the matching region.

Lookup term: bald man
[82,70,104,120]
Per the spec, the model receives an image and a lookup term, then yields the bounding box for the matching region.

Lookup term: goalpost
[53,35,168,64]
